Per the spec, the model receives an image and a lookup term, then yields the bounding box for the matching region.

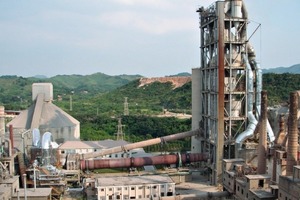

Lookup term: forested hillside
[1,72,299,152]
[0,73,141,110]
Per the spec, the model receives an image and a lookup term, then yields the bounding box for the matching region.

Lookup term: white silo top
[32,83,53,102]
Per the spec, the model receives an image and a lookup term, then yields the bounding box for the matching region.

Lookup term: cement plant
[1,0,300,199]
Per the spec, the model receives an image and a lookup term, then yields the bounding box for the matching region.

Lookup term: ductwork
[235,54,257,149]
[241,0,248,19]
[247,44,275,144]
[235,44,275,150]
[236,112,258,149]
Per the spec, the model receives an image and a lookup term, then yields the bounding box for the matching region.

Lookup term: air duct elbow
[235,112,258,149]
[241,0,248,19]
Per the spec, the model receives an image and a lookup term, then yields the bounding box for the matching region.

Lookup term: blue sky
[0,0,299,78]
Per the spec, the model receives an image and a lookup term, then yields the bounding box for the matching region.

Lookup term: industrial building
[0,0,300,199]
[95,175,175,200]
[7,83,80,155]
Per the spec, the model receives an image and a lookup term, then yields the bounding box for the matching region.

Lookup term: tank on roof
[32,83,53,102]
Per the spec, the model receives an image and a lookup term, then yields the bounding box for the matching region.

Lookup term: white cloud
[112,0,174,8]
[100,10,195,35]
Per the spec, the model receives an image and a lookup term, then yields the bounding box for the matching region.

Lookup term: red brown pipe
[80,153,208,170]
[81,129,201,160]
[9,125,14,154]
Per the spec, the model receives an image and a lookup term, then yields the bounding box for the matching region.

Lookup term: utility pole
[115,118,125,140]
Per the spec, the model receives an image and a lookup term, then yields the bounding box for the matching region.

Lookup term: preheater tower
[193,0,253,185]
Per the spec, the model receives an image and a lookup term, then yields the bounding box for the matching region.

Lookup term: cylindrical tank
[231,0,243,18]
[80,153,208,170]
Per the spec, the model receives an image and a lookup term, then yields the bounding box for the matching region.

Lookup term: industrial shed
[7,83,80,152]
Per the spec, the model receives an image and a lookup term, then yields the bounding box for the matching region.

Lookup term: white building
[95,175,175,200]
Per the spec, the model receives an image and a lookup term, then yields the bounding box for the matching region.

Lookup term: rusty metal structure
[80,153,208,170]
[65,129,203,170]
[193,0,275,185]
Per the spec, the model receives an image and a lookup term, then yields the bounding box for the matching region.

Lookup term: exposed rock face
[139,77,191,89]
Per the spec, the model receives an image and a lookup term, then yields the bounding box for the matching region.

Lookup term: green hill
[0,73,141,110]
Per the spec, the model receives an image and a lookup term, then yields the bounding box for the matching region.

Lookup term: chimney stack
[257,91,268,174]
[286,91,299,176]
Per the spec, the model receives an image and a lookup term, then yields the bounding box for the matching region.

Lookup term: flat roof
[250,189,275,198]
[245,174,271,180]
[13,188,52,197]
[0,176,19,184]
[59,140,130,150]
[96,175,174,187]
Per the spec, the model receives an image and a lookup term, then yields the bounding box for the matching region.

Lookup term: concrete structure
[192,0,275,185]
[278,166,300,199]
[7,83,80,155]
[12,188,52,200]
[223,159,277,200]
[95,175,175,200]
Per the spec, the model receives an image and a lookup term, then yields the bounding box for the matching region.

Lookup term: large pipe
[81,129,201,160]
[9,125,14,154]
[248,44,275,144]
[235,112,258,149]
[257,91,268,174]
[80,153,208,170]
[235,55,257,149]
[286,91,299,176]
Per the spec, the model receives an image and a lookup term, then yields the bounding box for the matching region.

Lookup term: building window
[109,188,112,191]
[258,179,264,188]
[131,187,135,190]
[117,187,122,191]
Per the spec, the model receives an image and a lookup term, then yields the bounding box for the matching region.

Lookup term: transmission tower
[124,97,129,116]
[115,118,125,140]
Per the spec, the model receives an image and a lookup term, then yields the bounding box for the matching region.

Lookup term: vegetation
[262,73,300,106]
[0,72,300,152]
